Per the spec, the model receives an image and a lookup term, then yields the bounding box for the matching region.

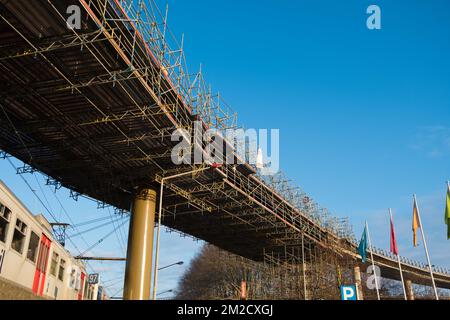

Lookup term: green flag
[445,183,450,239]
[358,225,368,262]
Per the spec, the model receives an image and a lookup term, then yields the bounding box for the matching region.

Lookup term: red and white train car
[0,179,105,300]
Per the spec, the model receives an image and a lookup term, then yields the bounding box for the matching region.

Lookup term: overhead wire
[77,218,129,258]
[107,207,127,257]
[70,215,118,229]
[66,215,127,240]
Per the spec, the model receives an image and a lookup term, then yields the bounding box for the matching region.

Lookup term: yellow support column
[123,188,157,300]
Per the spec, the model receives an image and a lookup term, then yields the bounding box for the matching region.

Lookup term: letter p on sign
[340,285,357,300]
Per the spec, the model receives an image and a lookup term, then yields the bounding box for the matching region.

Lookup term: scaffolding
[0,0,449,295]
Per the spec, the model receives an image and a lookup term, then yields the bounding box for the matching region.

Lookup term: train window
[0,204,11,243]
[69,268,77,289]
[88,286,94,300]
[58,259,66,281]
[11,219,27,254]
[27,232,40,262]
[83,277,89,299]
[50,252,59,276]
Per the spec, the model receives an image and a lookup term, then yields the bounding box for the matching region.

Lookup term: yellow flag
[412,198,420,247]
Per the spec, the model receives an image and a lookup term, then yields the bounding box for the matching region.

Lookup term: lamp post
[157,289,173,298]
[158,261,184,271]
[152,165,212,300]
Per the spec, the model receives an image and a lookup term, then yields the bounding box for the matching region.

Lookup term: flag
[445,183,450,240]
[412,198,421,247]
[358,225,368,262]
[390,214,399,255]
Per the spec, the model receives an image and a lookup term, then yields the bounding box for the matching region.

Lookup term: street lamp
[157,289,173,298]
[158,261,184,271]
[152,165,213,300]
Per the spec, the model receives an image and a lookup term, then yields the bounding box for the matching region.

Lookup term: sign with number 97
[88,273,99,284]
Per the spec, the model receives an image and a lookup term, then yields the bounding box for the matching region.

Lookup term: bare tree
[176,244,356,300]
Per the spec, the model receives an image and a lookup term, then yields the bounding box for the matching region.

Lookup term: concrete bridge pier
[405,279,415,300]
[123,188,157,300]
[354,265,364,300]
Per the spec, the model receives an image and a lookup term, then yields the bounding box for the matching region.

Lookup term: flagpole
[413,194,439,300]
[389,208,407,300]
[365,221,380,300]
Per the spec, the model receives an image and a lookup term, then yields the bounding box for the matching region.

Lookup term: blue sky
[165,0,450,264]
[1,0,450,297]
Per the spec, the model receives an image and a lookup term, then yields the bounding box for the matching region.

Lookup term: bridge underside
[0,0,329,261]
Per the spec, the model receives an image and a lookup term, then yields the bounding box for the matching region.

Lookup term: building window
[11,218,27,254]
[58,259,65,281]
[50,252,59,276]
[27,232,40,263]
[0,203,11,243]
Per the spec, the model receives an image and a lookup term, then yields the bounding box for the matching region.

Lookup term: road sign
[88,273,99,285]
[340,285,357,300]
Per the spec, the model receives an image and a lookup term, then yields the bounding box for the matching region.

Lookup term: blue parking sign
[340,285,357,300]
